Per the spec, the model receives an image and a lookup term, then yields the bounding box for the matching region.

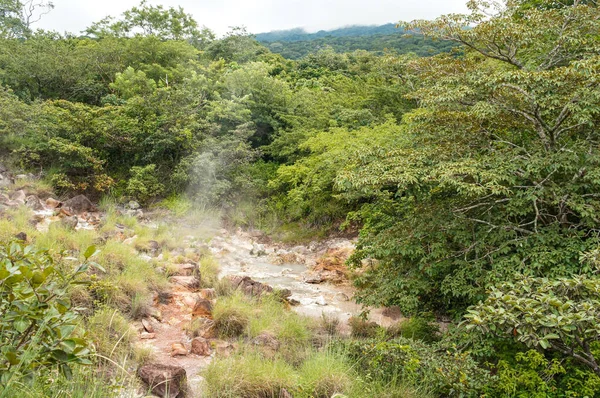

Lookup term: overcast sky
[35,0,469,36]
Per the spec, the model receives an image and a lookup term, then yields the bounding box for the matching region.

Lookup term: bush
[486,350,600,398]
[0,242,93,385]
[126,164,164,204]
[343,337,492,397]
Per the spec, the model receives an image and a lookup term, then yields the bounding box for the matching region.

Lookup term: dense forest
[256,24,456,59]
[2,0,600,396]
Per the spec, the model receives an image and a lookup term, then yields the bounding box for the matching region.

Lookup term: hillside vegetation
[2,0,600,396]
[255,23,456,59]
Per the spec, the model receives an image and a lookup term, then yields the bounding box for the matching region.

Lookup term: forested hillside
[2,0,600,397]
[256,23,455,59]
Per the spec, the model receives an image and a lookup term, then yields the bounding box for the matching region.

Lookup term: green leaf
[83,246,97,260]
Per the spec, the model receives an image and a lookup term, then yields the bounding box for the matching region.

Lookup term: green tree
[338,0,600,313]
[85,0,214,47]
[0,0,53,38]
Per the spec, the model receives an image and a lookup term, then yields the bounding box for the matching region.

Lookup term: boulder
[171,343,188,357]
[127,200,141,210]
[170,276,201,291]
[60,215,78,230]
[45,197,62,209]
[137,364,187,398]
[25,195,45,211]
[0,173,12,188]
[0,194,10,205]
[126,209,144,218]
[190,337,211,356]
[14,232,27,242]
[62,195,95,214]
[199,288,216,300]
[192,297,213,317]
[214,341,235,358]
[226,275,274,297]
[11,190,26,204]
[174,263,197,276]
[334,292,350,302]
[141,318,155,333]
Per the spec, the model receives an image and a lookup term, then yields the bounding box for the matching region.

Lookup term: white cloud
[36,0,469,36]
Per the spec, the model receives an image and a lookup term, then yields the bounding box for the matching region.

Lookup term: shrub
[343,337,492,397]
[465,275,600,376]
[0,242,94,385]
[126,164,164,204]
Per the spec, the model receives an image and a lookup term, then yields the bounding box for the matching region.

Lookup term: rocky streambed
[211,230,397,327]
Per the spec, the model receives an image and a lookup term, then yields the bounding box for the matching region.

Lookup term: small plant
[320,313,340,335]
[0,242,97,385]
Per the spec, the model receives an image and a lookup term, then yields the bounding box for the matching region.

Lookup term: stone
[45,197,62,209]
[127,200,141,210]
[199,288,216,300]
[148,240,160,253]
[60,215,78,230]
[25,195,45,211]
[0,194,10,205]
[175,263,197,276]
[142,318,154,333]
[304,273,325,284]
[226,275,274,297]
[214,341,235,358]
[171,343,188,357]
[170,276,201,291]
[14,232,27,242]
[192,298,213,317]
[190,337,211,356]
[126,209,144,218]
[0,173,12,188]
[140,332,156,340]
[334,292,350,302]
[11,190,26,203]
[137,364,187,398]
[62,195,95,214]
[315,296,327,306]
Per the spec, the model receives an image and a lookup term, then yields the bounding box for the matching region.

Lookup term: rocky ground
[1,165,400,397]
